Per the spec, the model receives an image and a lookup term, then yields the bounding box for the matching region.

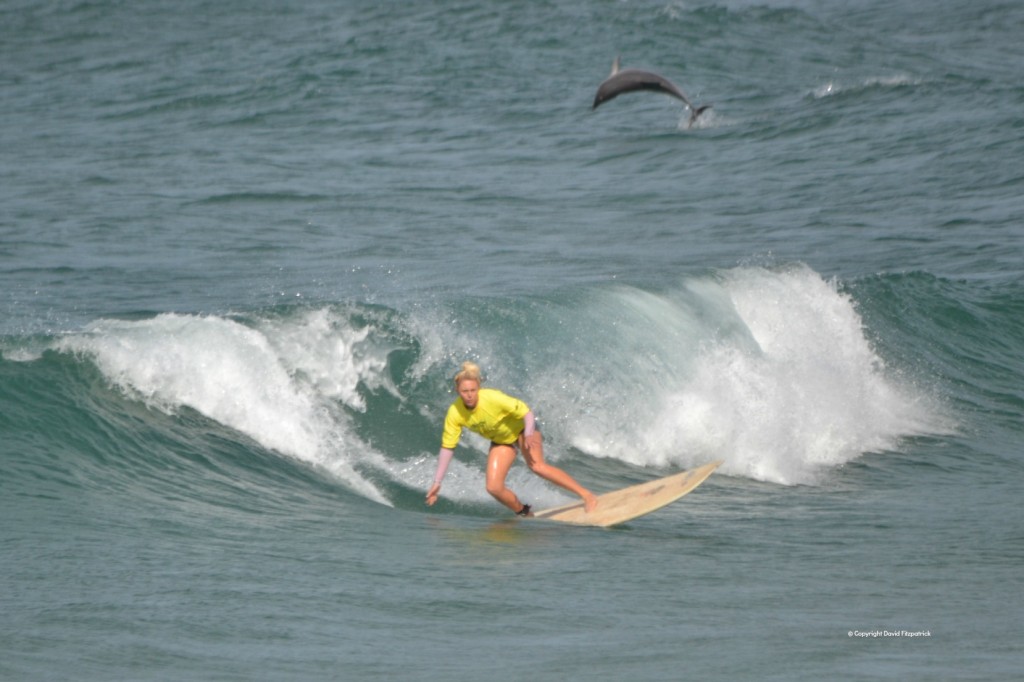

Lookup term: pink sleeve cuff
[522,410,536,437]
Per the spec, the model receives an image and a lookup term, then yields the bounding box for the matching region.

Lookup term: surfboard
[532,460,723,527]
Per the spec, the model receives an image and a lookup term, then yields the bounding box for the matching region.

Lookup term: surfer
[426,362,598,516]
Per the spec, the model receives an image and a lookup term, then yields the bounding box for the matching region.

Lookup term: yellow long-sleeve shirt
[441,388,530,449]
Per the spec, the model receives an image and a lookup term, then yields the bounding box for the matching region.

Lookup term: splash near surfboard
[532,460,723,527]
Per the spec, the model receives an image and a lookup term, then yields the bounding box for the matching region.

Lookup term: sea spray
[526,266,945,484]
[56,312,392,504]
[256,307,396,410]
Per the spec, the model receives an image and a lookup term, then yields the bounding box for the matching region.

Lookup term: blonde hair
[453,361,482,387]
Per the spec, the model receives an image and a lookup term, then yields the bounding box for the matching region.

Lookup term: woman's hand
[521,431,542,456]
[425,482,441,506]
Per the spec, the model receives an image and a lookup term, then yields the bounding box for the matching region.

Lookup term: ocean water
[2,0,1022,679]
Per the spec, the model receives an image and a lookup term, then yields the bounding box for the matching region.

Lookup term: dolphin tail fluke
[687,104,713,128]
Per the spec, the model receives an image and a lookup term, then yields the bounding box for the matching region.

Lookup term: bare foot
[583,494,599,513]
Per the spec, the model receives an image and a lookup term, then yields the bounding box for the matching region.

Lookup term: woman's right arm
[425,447,454,506]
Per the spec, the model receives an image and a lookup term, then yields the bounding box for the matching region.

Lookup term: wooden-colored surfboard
[532,460,723,527]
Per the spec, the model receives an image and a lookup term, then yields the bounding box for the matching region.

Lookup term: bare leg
[486,443,527,513]
[519,432,598,513]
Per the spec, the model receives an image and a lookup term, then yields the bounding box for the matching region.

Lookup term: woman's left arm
[521,410,541,454]
[522,410,536,437]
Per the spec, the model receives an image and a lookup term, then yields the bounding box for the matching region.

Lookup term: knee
[485,480,506,497]
[527,461,551,476]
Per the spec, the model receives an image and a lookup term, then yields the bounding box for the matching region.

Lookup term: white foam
[57,311,392,504]
[258,307,393,411]
[560,266,947,485]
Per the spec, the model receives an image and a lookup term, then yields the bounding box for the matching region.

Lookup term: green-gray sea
[2,1,1022,679]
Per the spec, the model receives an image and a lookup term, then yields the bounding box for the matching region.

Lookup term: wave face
[3,265,961,518]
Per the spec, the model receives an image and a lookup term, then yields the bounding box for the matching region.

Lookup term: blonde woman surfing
[426,362,598,516]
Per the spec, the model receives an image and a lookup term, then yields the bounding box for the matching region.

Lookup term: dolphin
[592,56,712,128]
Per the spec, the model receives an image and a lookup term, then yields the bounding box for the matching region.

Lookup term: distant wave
[812,74,921,100]
[193,191,332,205]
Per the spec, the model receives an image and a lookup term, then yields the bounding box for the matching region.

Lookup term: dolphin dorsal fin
[610,55,621,76]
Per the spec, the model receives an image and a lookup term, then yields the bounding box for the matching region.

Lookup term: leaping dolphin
[592,56,712,128]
